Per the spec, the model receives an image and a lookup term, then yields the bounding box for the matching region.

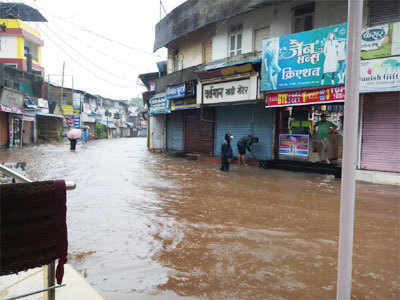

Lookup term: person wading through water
[220,133,233,172]
[237,135,254,166]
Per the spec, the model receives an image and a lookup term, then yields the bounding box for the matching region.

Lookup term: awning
[99,121,116,129]
[36,112,64,119]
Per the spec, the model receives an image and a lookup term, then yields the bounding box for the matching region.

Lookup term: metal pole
[60,62,65,105]
[47,261,56,300]
[336,0,363,299]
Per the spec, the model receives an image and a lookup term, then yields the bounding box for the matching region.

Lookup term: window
[202,39,212,63]
[293,2,315,33]
[229,24,243,57]
[24,40,38,61]
[254,26,270,52]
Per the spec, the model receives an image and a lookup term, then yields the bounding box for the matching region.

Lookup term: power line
[39,28,135,89]
[42,18,141,71]
[28,1,163,59]
[39,23,136,83]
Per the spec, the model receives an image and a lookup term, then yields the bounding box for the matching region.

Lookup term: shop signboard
[23,114,35,122]
[202,78,253,104]
[360,57,400,93]
[38,98,49,114]
[166,84,186,99]
[361,22,400,60]
[261,23,348,91]
[266,86,345,108]
[279,134,309,159]
[0,88,24,112]
[171,98,198,111]
[73,115,81,129]
[61,105,74,116]
[149,93,169,114]
[72,93,83,110]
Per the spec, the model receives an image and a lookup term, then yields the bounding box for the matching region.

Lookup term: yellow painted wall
[17,36,24,59]
[0,19,41,39]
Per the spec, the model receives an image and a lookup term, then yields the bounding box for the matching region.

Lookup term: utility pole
[336,0,363,299]
[60,62,65,105]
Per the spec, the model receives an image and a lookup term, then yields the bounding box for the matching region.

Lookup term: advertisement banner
[73,115,81,129]
[62,105,74,116]
[72,93,83,110]
[279,134,309,158]
[261,23,347,91]
[149,93,170,114]
[171,98,198,111]
[360,57,400,93]
[0,88,24,110]
[166,84,186,99]
[0,104,22,114]
[266,86,345,108]
[361,22,400,60]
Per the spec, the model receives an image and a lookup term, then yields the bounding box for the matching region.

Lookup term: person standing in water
[220,133,233,172]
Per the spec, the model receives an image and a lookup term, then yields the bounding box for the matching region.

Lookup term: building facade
[146,0,399,184]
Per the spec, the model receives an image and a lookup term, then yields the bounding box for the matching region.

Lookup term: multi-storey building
[146,0,400,184]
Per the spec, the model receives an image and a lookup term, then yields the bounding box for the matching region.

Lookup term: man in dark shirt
[220,133,233,172]
[237,135,253,166]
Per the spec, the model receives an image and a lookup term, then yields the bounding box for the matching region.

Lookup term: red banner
[266,86,345,108]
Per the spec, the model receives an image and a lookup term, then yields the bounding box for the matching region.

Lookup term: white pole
[336,0,363,299]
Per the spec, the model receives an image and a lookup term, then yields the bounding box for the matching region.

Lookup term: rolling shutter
[167,111,184,151]
[215,104,273,159]
[368,0,400,25]
[360,92,400,172]
[184,109,215,155]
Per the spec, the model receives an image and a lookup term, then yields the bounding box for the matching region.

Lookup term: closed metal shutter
[215,104,273,159]
[0,112,8,146]
[23,121,33,145]
[167,111,184,151]
[184,109,215,155]
[150,114,165,150]
[368,0,400,25]
[360,92,400,172]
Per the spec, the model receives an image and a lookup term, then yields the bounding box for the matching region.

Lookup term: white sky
[20,0,186,99]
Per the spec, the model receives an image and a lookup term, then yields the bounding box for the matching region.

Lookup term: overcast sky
[21,0,186,99]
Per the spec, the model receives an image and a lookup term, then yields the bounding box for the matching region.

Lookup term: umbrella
[0,3,47,22]
[67,128,81,140]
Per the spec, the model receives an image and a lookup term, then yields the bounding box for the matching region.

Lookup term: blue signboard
[166,84,186,99]
[261,23,348,91]
[149,93,170,114]
[73,115,81,128]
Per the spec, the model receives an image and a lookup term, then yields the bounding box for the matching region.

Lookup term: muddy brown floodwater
[1,138,399,299]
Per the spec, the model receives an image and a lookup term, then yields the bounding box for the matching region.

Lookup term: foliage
[96,123,107,139]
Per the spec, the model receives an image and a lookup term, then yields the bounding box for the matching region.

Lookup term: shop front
[266,87,345,164]
[197,62,273,160]
[0,87,24,148]
[359,55,400,174]
[261,24,348,170]
[149,93,169,151]
[22,113,36,145]
[165,81,198,152]
[36,113,64,143]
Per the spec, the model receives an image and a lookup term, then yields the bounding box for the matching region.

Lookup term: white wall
[212,1,348,61]
[0,36,18,59]
[170,1,349,69]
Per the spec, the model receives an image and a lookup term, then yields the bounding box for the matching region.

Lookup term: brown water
[1,138,399,299]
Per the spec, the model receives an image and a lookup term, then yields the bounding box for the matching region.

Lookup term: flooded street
[1,138,399,299]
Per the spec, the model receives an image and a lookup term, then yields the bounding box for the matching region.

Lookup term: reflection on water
[1,138,399,299]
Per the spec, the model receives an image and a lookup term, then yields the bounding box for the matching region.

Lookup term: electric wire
[39,23,137,83]
[39,28,135,89]
[26,1,163,59]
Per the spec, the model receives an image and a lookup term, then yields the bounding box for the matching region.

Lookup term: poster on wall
[360,57,400,93]
[261,23,348,91]
[361,22,400,60]
[73,93,83,110]
[266,86,345,108]
[279,134,309,159]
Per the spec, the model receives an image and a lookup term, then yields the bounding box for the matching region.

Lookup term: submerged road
[0,138,399,299]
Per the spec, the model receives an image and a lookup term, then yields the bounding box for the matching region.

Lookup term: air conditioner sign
[166,84,186,99]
